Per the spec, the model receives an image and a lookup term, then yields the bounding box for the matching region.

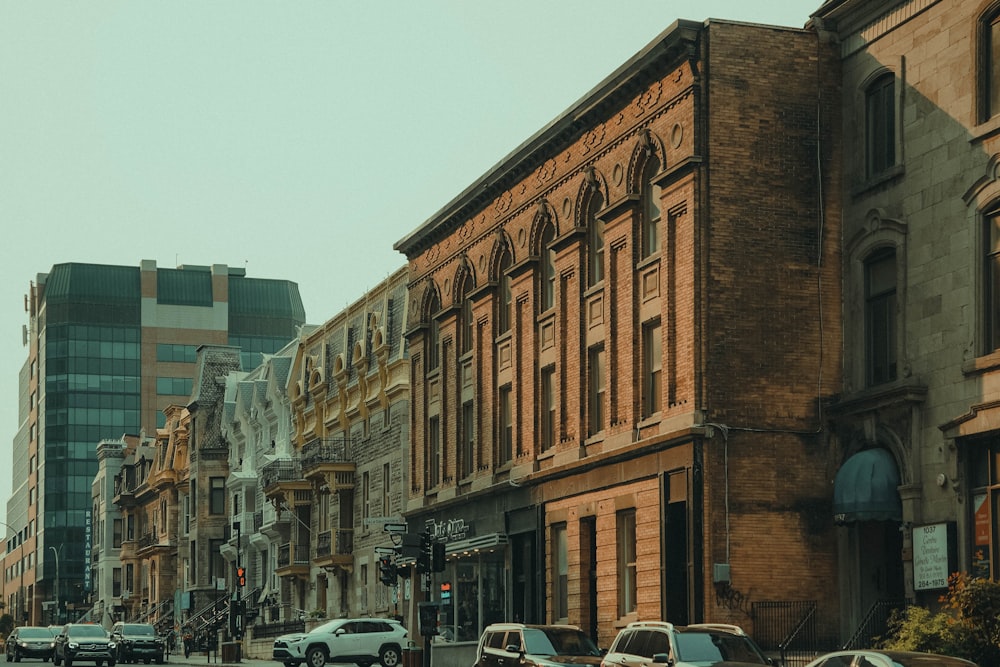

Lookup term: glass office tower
[11,260,305,624]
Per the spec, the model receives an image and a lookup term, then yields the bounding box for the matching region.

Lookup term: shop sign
[425,518,469,542]
[913,522,956,591]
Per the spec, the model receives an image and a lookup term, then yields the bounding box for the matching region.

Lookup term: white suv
[272,618,407,667]
[600,622,771,667]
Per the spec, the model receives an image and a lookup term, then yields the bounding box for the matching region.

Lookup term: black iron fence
[752,600,823,667]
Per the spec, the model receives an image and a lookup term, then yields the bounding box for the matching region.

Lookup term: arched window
[459,276,474,355]
[865,247,896,386]
[866,73,896,178]
[498,248,513,334]
[540,223,556,311]
[978,4,1000,122]
[640,156,662,259]
[426,292,440,372]
[587,193,605,288]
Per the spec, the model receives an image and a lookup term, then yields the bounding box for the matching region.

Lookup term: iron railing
[841,598,910,650]
[753,600,823,667]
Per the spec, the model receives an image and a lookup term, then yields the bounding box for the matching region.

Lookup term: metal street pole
[48,546,60,625]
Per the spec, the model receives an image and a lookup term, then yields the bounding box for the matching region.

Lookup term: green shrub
[881,573,1000,666]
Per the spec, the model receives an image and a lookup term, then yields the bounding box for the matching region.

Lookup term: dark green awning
[833,448,902,524]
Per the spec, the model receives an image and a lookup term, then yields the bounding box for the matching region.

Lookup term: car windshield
[69,626,108,638]
[675,631,768,665]
[123,625,156,636]
[18,628,53,638]
[522,628,602,657]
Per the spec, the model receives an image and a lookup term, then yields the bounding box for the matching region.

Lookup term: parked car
[272,617,407,667]
[5,626,56,662]
[473,623,604,667]
[108,624,164,665]
[600,621,771,667]
[52,624,116,667]
[803,650,979,667]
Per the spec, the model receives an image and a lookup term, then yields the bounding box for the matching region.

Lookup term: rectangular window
[125,563,134,596]
[643,321,662,417]
[967,438,1000,579]
[112,568,122,598]
[156,377,193,396]
[113,519,123,549]
[866,74,896,178]
[363,471,371,523]
[209,539,225,582]
[986,212,1000,353]
[428,418,441,488]
[588,347,605,435]
[552,523,568,621]
[462,401,475,478]
[866,249,897,385]
[382,463,391,519]
[156,344,198,363]
[541,367,556,451]
[209,477,225,515]
[617,509,637,616]
[499,386,513,464]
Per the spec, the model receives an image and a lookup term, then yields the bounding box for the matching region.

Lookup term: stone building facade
[264,267,410,624]
[814,0,1000,641]
[395,16,843,657]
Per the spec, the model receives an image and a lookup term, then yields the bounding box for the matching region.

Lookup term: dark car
[473,623,604,667]
[108,625,163,665]
[5,627,56,662]
[52,624,116,667]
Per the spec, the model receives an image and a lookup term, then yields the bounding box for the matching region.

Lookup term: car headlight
[109,642,117,649]
[68,643,79,650]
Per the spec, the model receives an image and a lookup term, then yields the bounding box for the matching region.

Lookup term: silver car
[803,649,978,667]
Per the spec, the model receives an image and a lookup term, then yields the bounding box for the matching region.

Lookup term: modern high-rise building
[6,259,305,625]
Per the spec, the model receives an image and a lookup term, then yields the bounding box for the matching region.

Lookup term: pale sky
[0,0,820,506]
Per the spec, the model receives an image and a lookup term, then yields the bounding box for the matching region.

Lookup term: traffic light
[431,541,446,573]
[379,556,397,586]
[417,602,439,637]
[236,566,246,587]
[416,533,431,573]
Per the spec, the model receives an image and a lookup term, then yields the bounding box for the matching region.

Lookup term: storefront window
[433,549,505,642]
[968,438,998,578]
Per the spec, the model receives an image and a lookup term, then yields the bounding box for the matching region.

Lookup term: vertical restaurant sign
[84,510,92,591]
[913,522,953,591]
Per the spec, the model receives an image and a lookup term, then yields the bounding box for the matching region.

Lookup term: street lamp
[49,545,61,625]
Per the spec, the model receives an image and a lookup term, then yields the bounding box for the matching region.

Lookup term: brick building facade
[395,17,843,657]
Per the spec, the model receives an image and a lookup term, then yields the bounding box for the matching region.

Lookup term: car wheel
[109,660,116,667]
[306,647,327,667]
[143,660,150,665]
[64,657,72,667]
[96,660,104,667]
[379,645,401,667]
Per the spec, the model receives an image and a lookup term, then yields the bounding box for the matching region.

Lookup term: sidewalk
[164,653,355,667]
